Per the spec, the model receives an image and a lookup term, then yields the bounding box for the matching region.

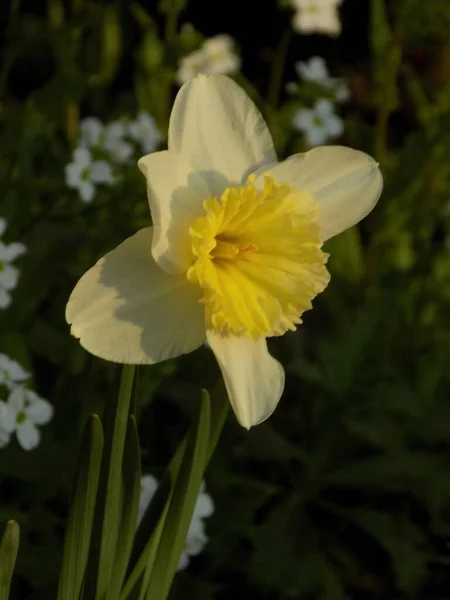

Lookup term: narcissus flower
[66,75,382,429]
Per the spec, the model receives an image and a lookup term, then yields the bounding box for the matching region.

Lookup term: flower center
[187,175,330,338]
[16,410,27,424]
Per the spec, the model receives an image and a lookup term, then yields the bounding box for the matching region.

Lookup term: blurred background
[1,0,450,598]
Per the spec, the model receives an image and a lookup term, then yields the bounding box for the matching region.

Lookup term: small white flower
[137,474,159,526]
[65,148,114,203]
[296,56,332,85]
[176,34,240,85]
[137,476,214,570]
[79,117,104,148]
[293,98,344,146]
[335,80,350,102]
[80,118,134,164]
[0,354,29,389]
[129,113,162,155]
[291,0,342,37]
[103,121,134,165]
[0,220,26,310]
[294,56,351,103]
[0,386,53,451]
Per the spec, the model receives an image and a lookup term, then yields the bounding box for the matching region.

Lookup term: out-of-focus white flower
[296,56,331,84]
[137,475,214,570]
[176,34,240,85]
[80,117,104,148]
[335,80,350,102]
[137,474,159,526]
[129,113,162,154]
[294,56,350,103]
[293,98,344,146]
[103,121,134,165]
[0,221,26,310]
[80,118,134,164]
[291,0,342,37]
[65,148,114,203]
[0,354,29,389]
[0,386,53,451]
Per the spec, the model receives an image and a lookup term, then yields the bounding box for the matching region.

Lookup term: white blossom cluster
[65,112,162,203]
[0,219,26,310]
[292,57,348,147]
[289,0,343,36]
[176,35,240,85]
[138,475,214,570]
[0,354,53,451]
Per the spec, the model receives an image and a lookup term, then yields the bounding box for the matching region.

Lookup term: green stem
[267,29,292,109]
[84,365,135,600]
[0,521,20,600]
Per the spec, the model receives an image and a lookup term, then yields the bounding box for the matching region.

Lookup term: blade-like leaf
[109,415,142,600]
[145,389,211,600]
[57,414,104,600]
[122,384,228,600]
[84,365,135,600]
[0,521,20,600]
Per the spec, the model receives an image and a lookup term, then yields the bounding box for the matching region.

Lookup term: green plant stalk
[121,383,229,600]
[57,415,104,600]
[267,29,292,109]
[0,521,20,600]
[83,365,135,600]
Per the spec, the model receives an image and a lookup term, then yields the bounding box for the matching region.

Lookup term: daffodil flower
[66,75,382,429]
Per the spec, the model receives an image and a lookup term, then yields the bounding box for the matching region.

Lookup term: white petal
[316,98,334,117]
[0,265,19,290]
[17,420,40,450]
[65,163,83,188]
[8,386,25,412]
[80,117,103,147]
[73,147,92,168]
[194,492,214,518]
[0,219,7,237]
[185,518,207,555]
[90,161,114,184]
[1,242,26,262]
[325,114,344,137]
[207,332,285,429]
[293,109,314,132]
[137,474,159,526]
[306,125,328,147]
[79,180,95,203]
[0,400,16,434]
[26,396,53,425]
[0,428,11,447]
[66,227,206,364]
[168,74,276,195]
[176,552,190,571]
[0,289,10,309]
[255,146,383,241]
[138,151,212,275]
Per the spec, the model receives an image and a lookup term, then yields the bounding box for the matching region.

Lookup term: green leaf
[0,521,20,600]
[57,415,104,600]
[370,0,391,65]
[109,415,142,600]
[145,389,210,599]
[84,365,135,600]
[122,384,227,600]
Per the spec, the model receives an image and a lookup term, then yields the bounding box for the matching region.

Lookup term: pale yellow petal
[207,331,285,428]
[138,151,212,275]
[66,228,205,364]
[256,146,383,241]
[168,74,277,195]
